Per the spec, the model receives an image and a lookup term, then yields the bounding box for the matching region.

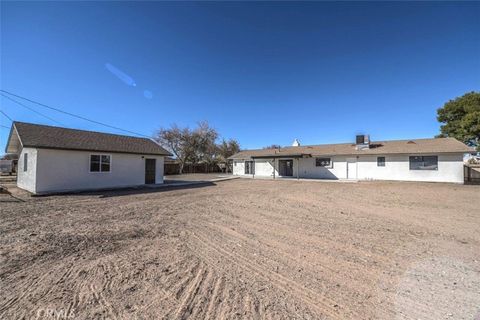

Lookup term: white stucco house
[229,135,473,183]
[5,121,171,195]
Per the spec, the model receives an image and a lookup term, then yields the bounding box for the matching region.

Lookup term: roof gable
[7,122,171,156]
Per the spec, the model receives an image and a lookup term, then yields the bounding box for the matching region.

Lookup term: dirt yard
[1,179,479,319]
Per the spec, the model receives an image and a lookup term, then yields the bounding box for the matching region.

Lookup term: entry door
[346,158,357,180]
[279,160,293,176]
[145,159,156,184]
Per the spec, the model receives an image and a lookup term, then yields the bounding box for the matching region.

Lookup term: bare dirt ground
[1,179,479,319]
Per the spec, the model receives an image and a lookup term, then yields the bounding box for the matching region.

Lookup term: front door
[145,159,156,184]
[346,158,357,179]
[279,160,293,177]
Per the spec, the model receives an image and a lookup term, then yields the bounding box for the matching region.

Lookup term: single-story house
[5,121,171,194]
[229,135,473,183]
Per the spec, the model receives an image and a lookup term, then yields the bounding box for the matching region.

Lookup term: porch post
[252,159,255,179]
[297,158,299,180]
[273,158,275,179]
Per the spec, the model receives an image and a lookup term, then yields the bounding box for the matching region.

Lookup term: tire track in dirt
[173,264,208,319]
[183,236,268,319]
[219,197,399,269]
[89,283,118,320]
[189,230,346,319]
[203,277,225,319]
[2,179,478,319]
[173,262,202,301]
[186,270,214,319]
[211,219,384,284]
[0,266,55,316]
[198,218,438,320]
[194,202,442,319]
[200,222,410,319]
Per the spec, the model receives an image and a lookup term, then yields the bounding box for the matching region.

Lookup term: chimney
[355,134,370,150]
[292,139,300,147]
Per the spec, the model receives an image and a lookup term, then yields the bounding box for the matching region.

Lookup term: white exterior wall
[254,160,274,177]
[356,153,464,183]
[298,156,347,179]
[233,160,245,176]
[30,148,165,194]
[17,147,38,193]
[232,153,465,183]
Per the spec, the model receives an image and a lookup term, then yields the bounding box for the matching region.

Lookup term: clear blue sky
[1,1,479,153]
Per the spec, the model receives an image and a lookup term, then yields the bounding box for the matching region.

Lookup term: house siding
[233,160,245,176]
[232,153,465,183]
[298,156,347,179]
[32,148,165,194]
[355,153,464,183]
[17,147,38,193]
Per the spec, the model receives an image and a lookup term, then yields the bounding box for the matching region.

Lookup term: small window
[377,157,385,167]
[244,161,254,174]
[90,154,111,172]
[409,156,438,170]
[23,153,28,172]
[315,157,332,167]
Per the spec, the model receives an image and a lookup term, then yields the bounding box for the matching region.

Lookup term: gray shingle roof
[229,138,473,160]
[11,121,171,156]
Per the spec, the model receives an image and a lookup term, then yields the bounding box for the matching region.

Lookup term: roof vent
[292,139,300,147]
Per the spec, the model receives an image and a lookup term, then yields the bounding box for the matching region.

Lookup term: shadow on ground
[77,181,217,198]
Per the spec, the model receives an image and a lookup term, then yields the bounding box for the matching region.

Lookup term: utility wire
[1,125,10,129]
[0,89,151,138]
[1,93,64,126]
[0,109,13,121]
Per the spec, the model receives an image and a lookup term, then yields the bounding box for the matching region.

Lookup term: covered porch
[249,153,312,179]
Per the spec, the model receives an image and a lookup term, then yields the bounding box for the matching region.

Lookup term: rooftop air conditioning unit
[356,134,370,150]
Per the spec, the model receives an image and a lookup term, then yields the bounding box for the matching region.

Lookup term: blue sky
[1,1,479,153]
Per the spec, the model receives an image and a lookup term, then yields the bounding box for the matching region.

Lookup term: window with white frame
[315,157,332,168]
[90,155,111,172]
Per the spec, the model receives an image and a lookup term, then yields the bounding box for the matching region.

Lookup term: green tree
[437,91,480,151]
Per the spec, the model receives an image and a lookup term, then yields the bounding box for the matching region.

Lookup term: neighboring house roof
[229,137,473,160]
[6,121,172,156]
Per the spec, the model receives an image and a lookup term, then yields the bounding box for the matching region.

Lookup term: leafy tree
[217,138,241,172]
[437,91,480,151]
[155,122,238,173]
[192,121,219,166]
[154,124,193,173]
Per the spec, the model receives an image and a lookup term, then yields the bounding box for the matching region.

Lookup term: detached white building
[5,122,171,194]
[229,135,473,183]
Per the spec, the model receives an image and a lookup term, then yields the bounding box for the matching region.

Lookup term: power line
[1,93,64,126]
[0,89,151,138]
[0,109,13,121]
[1,125,10,129]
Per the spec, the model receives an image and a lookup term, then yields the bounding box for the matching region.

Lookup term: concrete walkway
[237,175,358,183]
[163,173,239,187]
